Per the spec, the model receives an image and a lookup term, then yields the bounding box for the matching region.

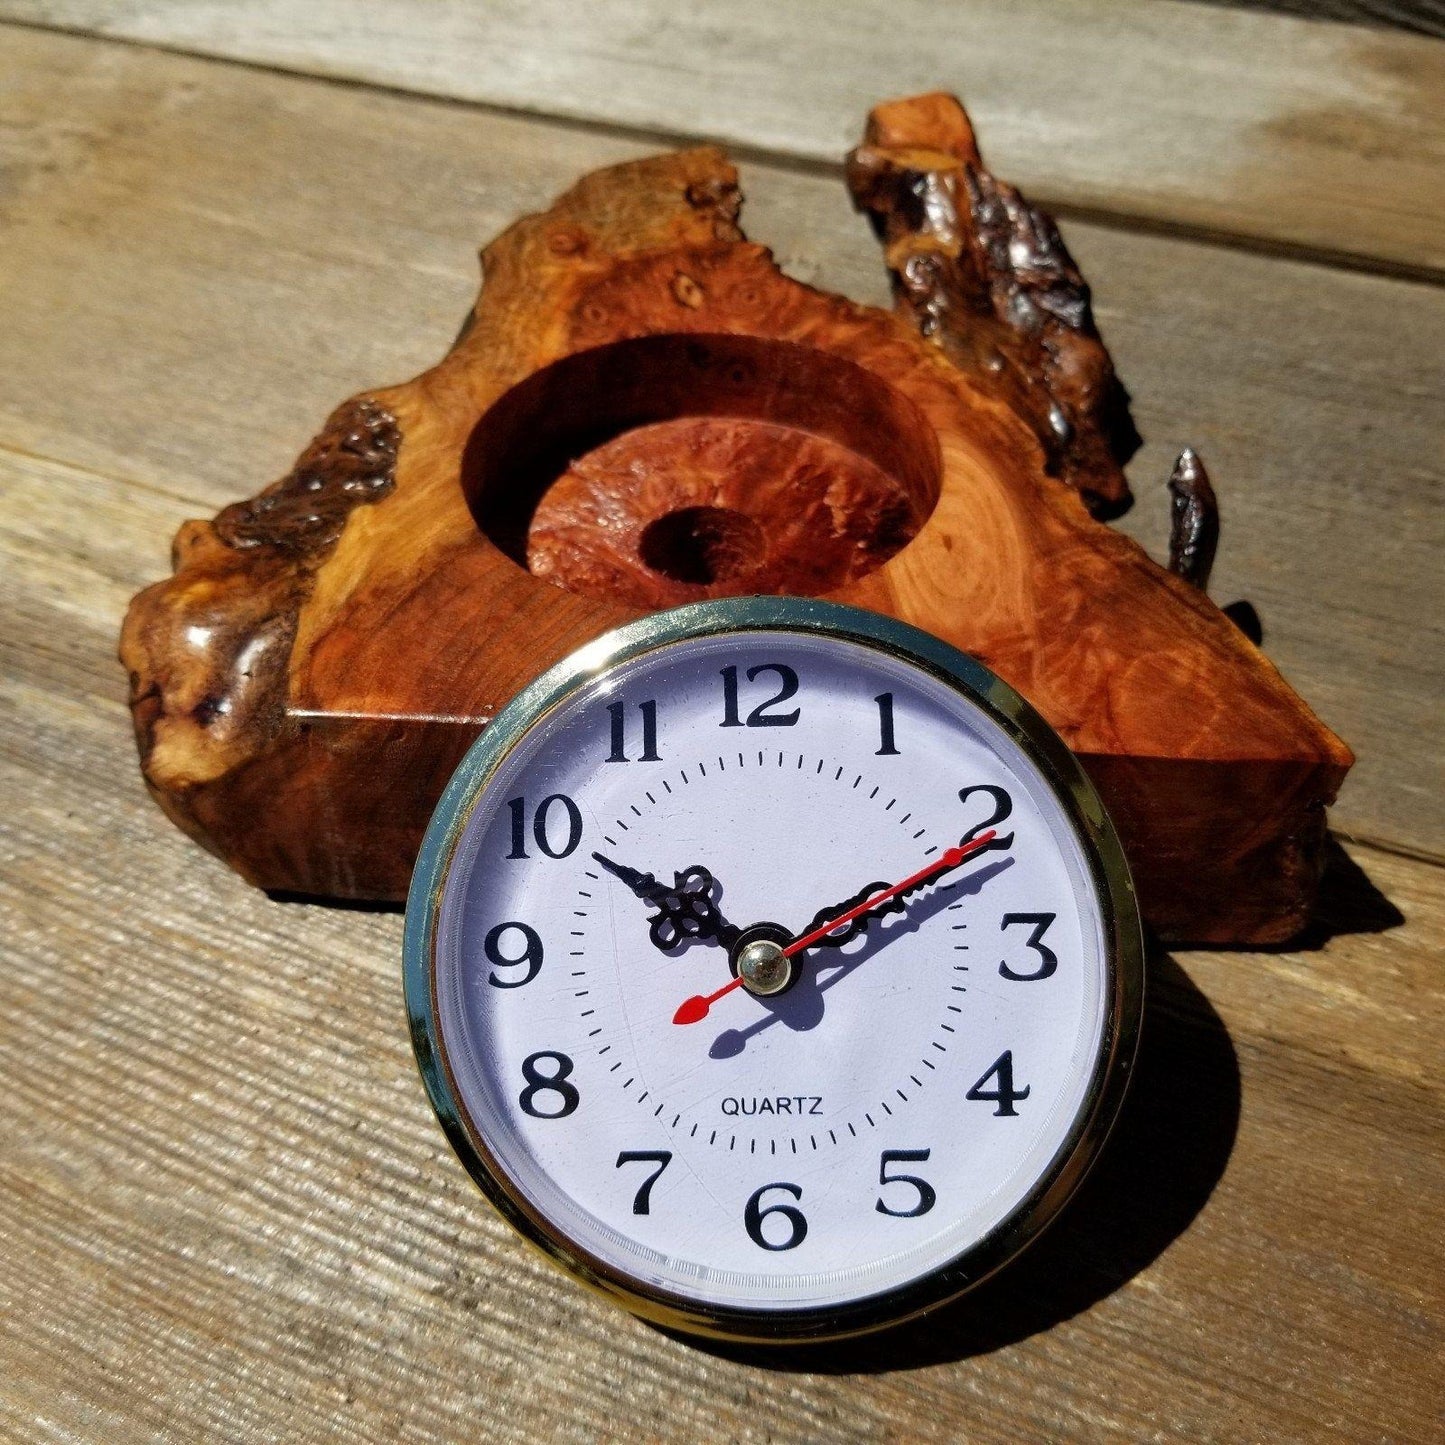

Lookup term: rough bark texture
[119,94,1352,943]
[846,92,1141,518]
[1167,447,1220,591]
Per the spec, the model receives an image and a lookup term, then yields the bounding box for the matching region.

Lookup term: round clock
[404,597,1143,1341]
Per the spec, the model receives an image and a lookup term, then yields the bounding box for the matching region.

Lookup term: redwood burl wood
[120,93,1352,943]
[123,397,400,854]
[847,92,1140,519]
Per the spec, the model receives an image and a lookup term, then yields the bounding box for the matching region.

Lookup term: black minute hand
[794,833,1005,951]
[592,852,742,953]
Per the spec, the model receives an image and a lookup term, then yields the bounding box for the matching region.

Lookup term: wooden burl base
[120,93,1351,944]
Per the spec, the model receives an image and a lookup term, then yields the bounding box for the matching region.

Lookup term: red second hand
[671,830,998,1025]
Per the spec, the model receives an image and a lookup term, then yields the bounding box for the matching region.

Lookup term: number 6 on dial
[744,1184,808,1251]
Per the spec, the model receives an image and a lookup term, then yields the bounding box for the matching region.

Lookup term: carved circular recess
[463,333,943,608]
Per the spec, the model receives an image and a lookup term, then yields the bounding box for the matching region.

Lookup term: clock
[404,597,1143,1341]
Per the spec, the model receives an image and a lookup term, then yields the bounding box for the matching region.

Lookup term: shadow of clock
[675,947,1240,1371]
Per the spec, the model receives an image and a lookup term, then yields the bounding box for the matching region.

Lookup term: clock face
[407,601,1141,1339]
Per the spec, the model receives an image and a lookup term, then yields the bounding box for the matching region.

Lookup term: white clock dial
[407,601,1141,1340]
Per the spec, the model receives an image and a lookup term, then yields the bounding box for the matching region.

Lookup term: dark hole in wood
[637,506,765,585]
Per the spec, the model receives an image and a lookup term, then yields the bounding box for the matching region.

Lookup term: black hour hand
[592,852,741,953]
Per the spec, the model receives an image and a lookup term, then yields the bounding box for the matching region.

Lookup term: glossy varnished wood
[0,15,1441,1442]
[116,96,1348,941]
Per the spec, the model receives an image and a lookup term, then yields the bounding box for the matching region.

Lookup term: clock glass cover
[405,598,1142,1340]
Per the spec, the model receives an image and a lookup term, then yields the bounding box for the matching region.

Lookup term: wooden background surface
[0,3,1441,1440]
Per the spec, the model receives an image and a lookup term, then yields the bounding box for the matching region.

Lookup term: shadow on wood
[1247,834,1405,951]
[681,950,1239,1369]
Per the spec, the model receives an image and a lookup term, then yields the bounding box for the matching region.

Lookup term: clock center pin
[735,938,791,997]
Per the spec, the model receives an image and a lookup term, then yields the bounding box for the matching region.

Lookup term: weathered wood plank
[1202,0,1445,41]
[0,26,1439,861]
[0,445,1440,1442]
[2,0,1443,276]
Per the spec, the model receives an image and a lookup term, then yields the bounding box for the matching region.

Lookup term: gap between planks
[2,0,1443,279]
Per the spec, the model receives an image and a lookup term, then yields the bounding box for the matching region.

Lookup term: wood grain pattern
[0,443,1439,1442]
[0,26,1437,864]
[4,0,1444,276]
